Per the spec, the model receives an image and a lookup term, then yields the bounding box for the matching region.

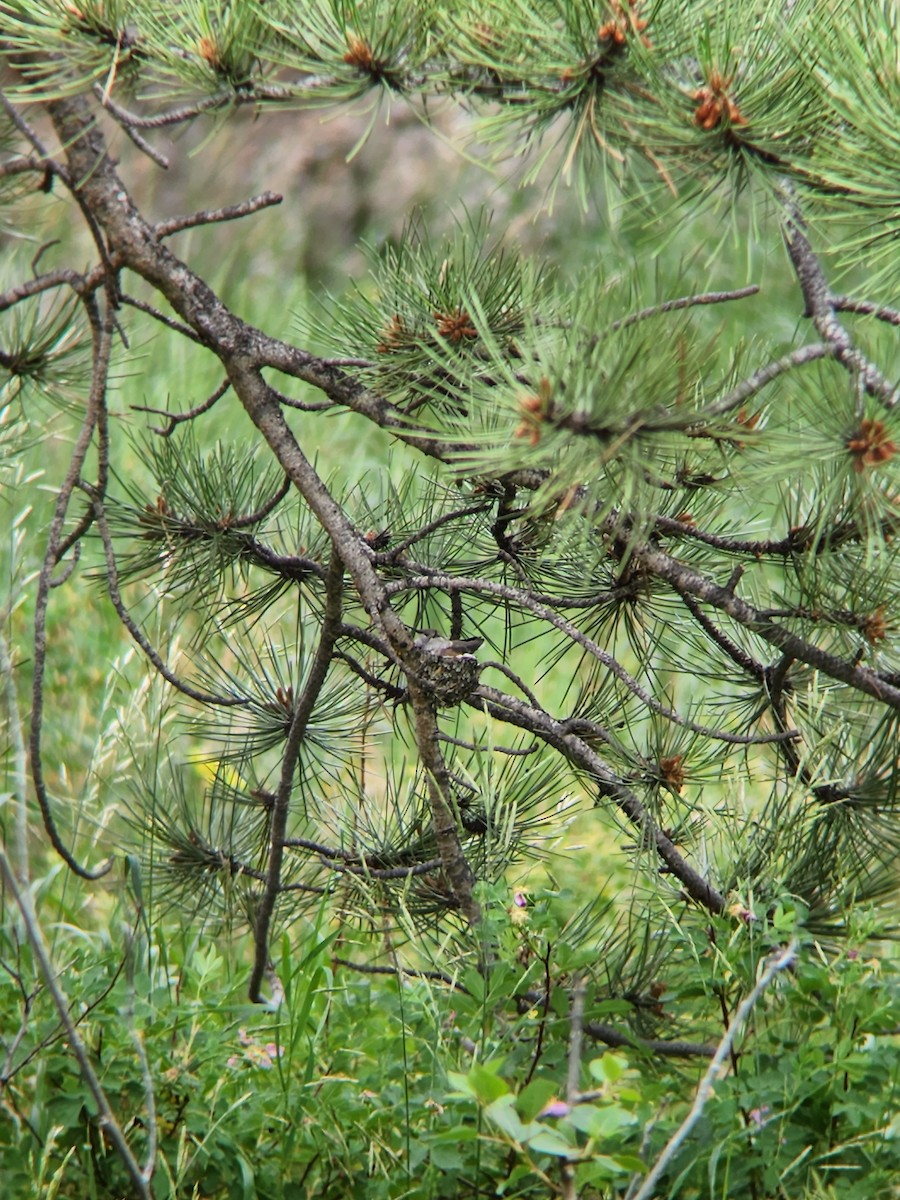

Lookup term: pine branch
[832,295,900,328]
[154,191,283,238]
[472,685,726,916]
[387,569,797,747]
[637,539,900,712]
[28,300,116,880]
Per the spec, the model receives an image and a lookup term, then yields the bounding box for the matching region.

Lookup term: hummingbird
[413,630,484,657]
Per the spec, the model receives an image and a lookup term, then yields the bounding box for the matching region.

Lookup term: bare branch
[0,267,94,312]
[84,485,251,706]
[611,285,760,331]
[333,957,465,991]
[583,1021,715,1059]
[388,570,797,747]
[407,674,481,925]
[155,191,283,239]
[131,377,231,434]
[28,303,115,880]
[0,850,153,1199]
[93,89,235,129]
[120,293,204,342]
[832,294,900,328]
[696,343,833,421]
[637,540,900,711]
[0,153,48,179]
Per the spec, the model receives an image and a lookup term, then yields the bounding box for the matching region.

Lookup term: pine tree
[3,3,900,1196]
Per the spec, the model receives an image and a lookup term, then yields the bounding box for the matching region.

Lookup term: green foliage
[4,888,900,1198]
[4,1,900,1197]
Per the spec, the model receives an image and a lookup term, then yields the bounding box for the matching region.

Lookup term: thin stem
[638,540,900,712]
[28,305,115,879]
[407,674,481,925]
[781,195,900,407]
[86,487,250,707]
[131,377,231,434]
[696,343,833,421]
[832,294,900,328]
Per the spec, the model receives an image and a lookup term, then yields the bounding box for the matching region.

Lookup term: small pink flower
[539,1099,571,1118]
[230,1030,284,1069]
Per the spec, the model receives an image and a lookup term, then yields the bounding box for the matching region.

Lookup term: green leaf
[430,1124,480,1144]
[588,1054,629,1084]
[525,1128,576,1158]
[566,1103,636,1140]
[459,1063,510,1105]
[576,1154,642,1183]
[516,1078,560,1123]
[485,1094,533,1141]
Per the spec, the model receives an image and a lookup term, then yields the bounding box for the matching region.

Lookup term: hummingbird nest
[410,646,483,707]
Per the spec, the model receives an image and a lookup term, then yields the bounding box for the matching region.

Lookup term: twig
[0,949,129,1084]
[583,1021,715,1059]
[629,940,798,1200]
[155,191,283,238]
[611,286,760,332]
[332,957,465,990]
[696,343,833,420]
[523,946,554,1087]
[93,89,235,129]
[131,377,231,434]
[781,196,900,407]
[28,304,115,879]
[120,294,203,342]
[376,501,492,562]
[676,590,766,681]
[84,486,250,706]
[0,89,59,166]
[832,294,900,328]
[0,627,29,883]
[0,154,48,179]
[438,730,538,756]
[93,85,169,168]
[636,539,900,712]
[472,686,727,915]
[0,267,94,312]
[407,674,481,925]
[322,856,443,880]
[228,474,292,529]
